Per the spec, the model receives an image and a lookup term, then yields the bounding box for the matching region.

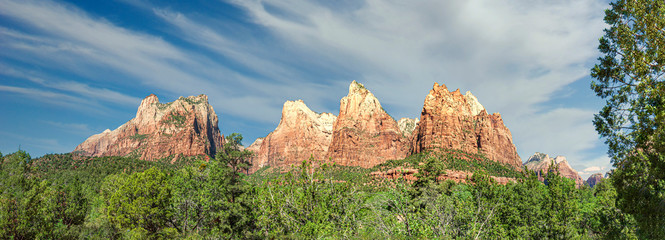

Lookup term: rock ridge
[411,82,522,168]
[74,94,224,161]
[523,152,584,188]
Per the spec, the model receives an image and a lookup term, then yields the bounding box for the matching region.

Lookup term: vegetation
[591,0,665,238]
[129,133,149,141]
[163,114,186,127]
[0,133,643,239]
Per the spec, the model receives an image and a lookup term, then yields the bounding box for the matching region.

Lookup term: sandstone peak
[349,80,369,95]
[327,81,409,167]
[74,94,223,161]
[524,152,584,187]
[412,82,522,168]
[464,91,485,116]
[248,100,337,173]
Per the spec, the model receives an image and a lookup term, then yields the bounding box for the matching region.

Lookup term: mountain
[247,100,336,173]
[326,81,410,167]
[73,94,224,161]
[586,173,604,188]
[411,83,522,168]
[524,152,584,187]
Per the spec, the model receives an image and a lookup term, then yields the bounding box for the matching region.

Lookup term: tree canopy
[591,0,665,238]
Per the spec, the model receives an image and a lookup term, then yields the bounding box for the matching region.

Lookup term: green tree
[590,0,665,237]
[218,133,253,173]
[206,133,256,238]
[0,151,61,239]
[104,167,174,237]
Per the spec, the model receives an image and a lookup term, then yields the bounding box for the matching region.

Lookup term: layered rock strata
[411,83,522,168]
[247,100,336,173]
[326,81,410,167]
[524,152,584,188]
[74,94,224,161]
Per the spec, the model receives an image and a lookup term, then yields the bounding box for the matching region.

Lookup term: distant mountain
[75,81,525,175]
[74,94,224,162]
[248,81,522,172]
[586,173,604,188]
[524,152,584,188]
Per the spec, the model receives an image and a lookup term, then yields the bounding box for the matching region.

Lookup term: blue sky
[0,0,611,178]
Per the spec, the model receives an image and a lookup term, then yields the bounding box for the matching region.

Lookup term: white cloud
[227,0,610,170]
[583,166,602,172]
[0,0,614,171]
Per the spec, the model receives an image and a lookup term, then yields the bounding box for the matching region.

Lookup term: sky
[0,0,612,178]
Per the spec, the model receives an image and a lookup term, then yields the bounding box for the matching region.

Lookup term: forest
[0,133,642,239]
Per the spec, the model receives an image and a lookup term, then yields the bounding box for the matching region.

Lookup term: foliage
[0,133,641,239]
[590,0,665,237]
[129,133,149,141]
[163,113,186,127]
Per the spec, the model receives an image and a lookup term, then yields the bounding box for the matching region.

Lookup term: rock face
[370,168,515,185]
[74,94,224,161]
[524,152,584,188]
[397,118,419,138]
[586,173,604,188]
[326,81,410,167]
[248,100,336,173]
[411,83,522,168]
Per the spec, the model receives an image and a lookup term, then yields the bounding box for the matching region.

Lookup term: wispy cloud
[0,64,140,106]
[0,0,613,171]
[225,0,609,168]
[43,121,92,135]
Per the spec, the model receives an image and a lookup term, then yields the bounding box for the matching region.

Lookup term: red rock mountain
[586,173,604,188]
[74,94,224,161]
[524,152,584,188]
[247,100,336,173]
[326,81,410,168]
[411,83,522,168]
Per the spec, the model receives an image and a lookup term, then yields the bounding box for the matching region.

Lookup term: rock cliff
[586,173,604,188]
[411,83,522,168]
[247,100,336,173]
[524,152,584,188]
[326,81,410,167]
[74,94,224,161]
[397,118,419,138]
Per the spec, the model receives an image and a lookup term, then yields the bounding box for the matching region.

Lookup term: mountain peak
[74,94,223,161]
[524,152,584,187]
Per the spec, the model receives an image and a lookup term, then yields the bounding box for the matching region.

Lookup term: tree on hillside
[217,133,253,173]
[590,0,665,237]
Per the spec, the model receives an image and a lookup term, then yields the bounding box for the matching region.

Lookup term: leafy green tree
[0,151,62,239]
[590,0,665,237]
[218,133,253,173]
[542,170,583,239]
[104,167,174,237]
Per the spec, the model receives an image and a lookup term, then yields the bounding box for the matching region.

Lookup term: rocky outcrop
[247,100,336,173]
[397,118,419,138]
[411,83,522,168]
[326,81,410,168]
[74,94,224,161]
[586,173,604,188]
[370,167,515,185]
[524,152,584,188]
